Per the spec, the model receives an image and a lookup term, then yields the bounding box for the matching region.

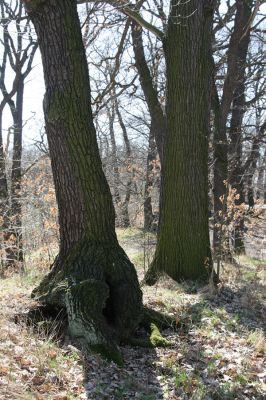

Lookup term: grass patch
[116,227,145,242]
[131,251,145,268]
[247,329,266,353]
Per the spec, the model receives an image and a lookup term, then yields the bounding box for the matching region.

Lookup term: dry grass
[0,228,265,399]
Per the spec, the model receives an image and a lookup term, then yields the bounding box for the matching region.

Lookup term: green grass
[131,251,145,268]
[174,370,189,389]
[116,227,145,241]
[239,254,265,267]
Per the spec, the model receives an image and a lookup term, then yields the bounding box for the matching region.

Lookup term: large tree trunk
[24,0,142,363]
[146,0,213,283]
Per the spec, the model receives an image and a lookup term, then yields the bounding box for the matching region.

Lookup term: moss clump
[150,323,171,347]
[127,322,171,348]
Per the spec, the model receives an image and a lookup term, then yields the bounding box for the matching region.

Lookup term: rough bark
[145,0,213,283]
[24,0,142,362]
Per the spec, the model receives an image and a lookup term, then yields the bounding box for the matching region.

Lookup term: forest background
[0,0,265,399]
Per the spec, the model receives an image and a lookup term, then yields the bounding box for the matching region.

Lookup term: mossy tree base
[124,306,177,348]
[32,240,142,364]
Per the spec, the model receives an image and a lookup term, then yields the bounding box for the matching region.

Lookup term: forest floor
[0,228,265,400]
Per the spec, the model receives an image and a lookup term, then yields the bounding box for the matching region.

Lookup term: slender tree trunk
[212,0,253,253]
[108,103,131,228]
[212,80,228,253]
[256,149,266,201]
[244,120,266,209]
[228,0,252,254]
[229,83,246,252]
[131,21,165,232]
[144,123,157,231]
[263,165,266,204]
[131,21,165,163]
[24,0,142,363]
[4,79,24,268]
[0,106,9,274]
[115,102,132,228]
[146,0,213,283]
[108,104,121,208]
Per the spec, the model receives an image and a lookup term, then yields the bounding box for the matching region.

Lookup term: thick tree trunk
[24,0,142,362]
[146,0,213,283]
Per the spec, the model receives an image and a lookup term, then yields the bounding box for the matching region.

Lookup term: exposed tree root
[31,240,142,365]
